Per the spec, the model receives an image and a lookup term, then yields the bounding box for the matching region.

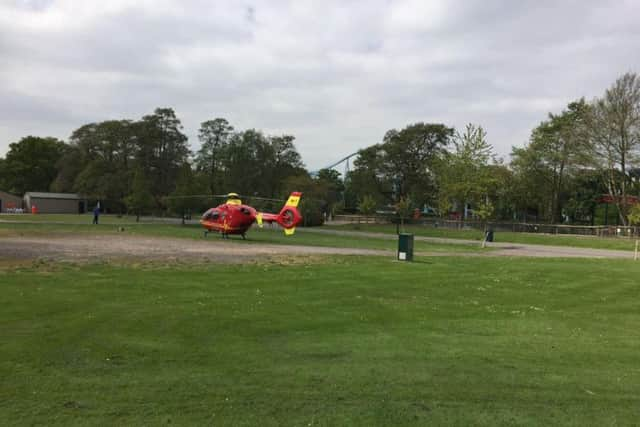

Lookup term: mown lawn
[1,257,639,426]
[0,221,483,254]
[325,223,640,251]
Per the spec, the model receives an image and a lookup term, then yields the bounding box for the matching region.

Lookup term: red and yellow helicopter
[200,192,302,239]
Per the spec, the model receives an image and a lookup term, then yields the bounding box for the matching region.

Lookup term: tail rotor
[276,192,302,235]
[257,192,302,235]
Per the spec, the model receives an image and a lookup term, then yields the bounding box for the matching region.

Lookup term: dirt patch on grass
[1,232,633,265]
[0,234,390,265]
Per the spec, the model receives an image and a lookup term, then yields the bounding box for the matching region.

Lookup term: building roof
[25,192,82,200]
[0,190,21,198]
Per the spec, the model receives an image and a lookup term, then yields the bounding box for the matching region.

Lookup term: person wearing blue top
[93,205,100,224]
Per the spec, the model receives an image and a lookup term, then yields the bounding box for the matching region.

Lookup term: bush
[300,199,324,227]
[628,203,640,225]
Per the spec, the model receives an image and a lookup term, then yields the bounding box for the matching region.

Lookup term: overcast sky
[1,0,639,170]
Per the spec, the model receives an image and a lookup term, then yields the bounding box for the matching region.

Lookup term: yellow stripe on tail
[284,227,296,236]
[285,194,301,208]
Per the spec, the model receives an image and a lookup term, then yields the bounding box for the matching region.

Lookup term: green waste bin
[398,233,414,261]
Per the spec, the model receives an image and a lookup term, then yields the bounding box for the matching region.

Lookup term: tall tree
[586,72,640,225]
[531,99,590,222]
[510,100,590,222]
[1,136,67,194]
[437,124,495,219]
[167,162,207,221]
[563,169,605,224]
[0,157,7,190]
[137,108,190,203]
[125,168,155,221]
[346,123,453,209]
[220,130,304,197]
[281,172,328,226]
[382,123,453,203]
[317,168,344,212]
[269,135,304,197]
[223,129,269,195]
[63,120,138,205]
[196,118,234,195]
[395,196,413,231]
[358,194,377,222]
[345,145,391,208]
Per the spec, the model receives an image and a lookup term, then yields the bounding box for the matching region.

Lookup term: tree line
[1,72,640,225]
[0,108,335,222]
[345,72,640,226]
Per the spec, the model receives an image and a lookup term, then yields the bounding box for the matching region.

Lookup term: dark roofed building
[0,190,23,213]
[23,192,87,214]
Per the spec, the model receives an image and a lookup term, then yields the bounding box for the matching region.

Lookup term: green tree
[346,123,453,209]
[382,123,454,203]
[0,157,6,190]
[437,124,496,220]
[628,203,640,225]
[395,196,413,232]
[281,173,327,226]
[317,168,344,214]
[509,100,590,222]
[345,145,391,209]
[223,129,268,195]
[50,145,83,194]
[137,108,190,204]
[125,169,155,222]
[563,169,606,224]
[529,100,590,222]
[269,135,305,196]
[475,198,495,224]
[59,120,138,211]
[586,72,640,226]
[221,130,304,198]
[196,118,234,195]
[358,195,377,223]
[2,136,67,194]
[486,163,515,221]
[167,163,206,224]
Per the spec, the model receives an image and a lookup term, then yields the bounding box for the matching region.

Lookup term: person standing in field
[93,205,100,224]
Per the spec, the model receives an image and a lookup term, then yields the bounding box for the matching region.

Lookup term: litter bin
[485,229,494,242]
[398,233,414,261]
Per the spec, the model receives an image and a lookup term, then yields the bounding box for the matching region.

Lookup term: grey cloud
[1,0,639,170]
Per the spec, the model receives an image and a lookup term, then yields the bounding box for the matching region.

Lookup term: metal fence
[332,215,640,238]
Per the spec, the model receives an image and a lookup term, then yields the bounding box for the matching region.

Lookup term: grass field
[1,256,639,426]
[0,218,483,254]
[325,223,640,252]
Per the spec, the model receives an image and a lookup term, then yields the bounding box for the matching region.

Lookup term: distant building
[23,192,87,214]
[0,190,23,213]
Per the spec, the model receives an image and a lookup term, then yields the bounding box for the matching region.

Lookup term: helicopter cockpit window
[240,207,251,215]
[203,209,220,221]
